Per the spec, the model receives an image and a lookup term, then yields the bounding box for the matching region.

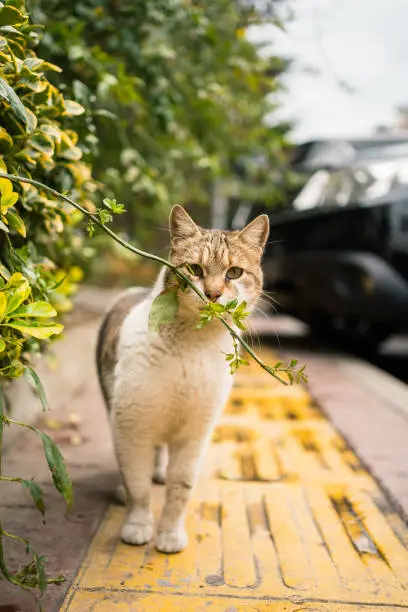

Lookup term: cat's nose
[205,289,222,302]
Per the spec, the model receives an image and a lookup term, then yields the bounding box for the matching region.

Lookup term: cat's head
[167,205,269,311]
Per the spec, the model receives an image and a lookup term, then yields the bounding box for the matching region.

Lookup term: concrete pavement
[1,288,408,610]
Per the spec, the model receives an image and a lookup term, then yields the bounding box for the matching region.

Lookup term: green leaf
[87,218,95,237]
[0,77,35,132]
[24,366,48,411]
[290,359,298,367]
[103,197,125,214]
[97,208,112,224]
[103,197,115,209]
[148,288,179,332]
[6,210,26,237]
[0,336,5,352]
[6,321,63,339]
[232,316,246,331]
[196,319,209,329]
[34,555,47,593]
[12,301,57,318]
[38,431,73,511]
[21,479,45,516]
[0,6,27,27]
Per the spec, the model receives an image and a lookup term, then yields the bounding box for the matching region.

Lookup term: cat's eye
[187,263,204,278]
[226,266,243,280]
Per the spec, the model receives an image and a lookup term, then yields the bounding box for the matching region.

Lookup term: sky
[248,0,408,142]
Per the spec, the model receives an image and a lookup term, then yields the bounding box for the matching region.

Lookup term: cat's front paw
[156,528,188,553]
[121,517,153,546]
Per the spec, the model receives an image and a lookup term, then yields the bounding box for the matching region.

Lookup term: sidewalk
[2,288,408,610]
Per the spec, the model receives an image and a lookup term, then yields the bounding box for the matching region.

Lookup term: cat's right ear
[169,205,199,241]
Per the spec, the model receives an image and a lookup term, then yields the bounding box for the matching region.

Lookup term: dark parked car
[240,138,408,350]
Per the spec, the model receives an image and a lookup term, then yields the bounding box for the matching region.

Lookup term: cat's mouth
[178,285,249,311]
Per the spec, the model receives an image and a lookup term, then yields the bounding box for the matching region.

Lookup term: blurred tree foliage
[28,0,296,240]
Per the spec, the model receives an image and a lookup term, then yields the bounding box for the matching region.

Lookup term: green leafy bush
[0,0,97,380]
[29,0,295,238]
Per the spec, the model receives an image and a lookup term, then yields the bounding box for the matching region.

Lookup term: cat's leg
[115,431,155,545]
[153,445,168,484]
[156,439,204,553]
[117,444,167,502]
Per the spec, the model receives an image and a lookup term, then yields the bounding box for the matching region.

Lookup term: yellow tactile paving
[62,351,408,611]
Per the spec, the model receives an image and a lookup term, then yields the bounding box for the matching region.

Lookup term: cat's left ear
[239,214,269,250]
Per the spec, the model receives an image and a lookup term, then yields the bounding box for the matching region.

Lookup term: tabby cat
[96,205,269,552]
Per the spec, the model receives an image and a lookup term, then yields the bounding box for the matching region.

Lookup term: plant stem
[2,529,30,548]
[0,390,22,587]
[217,318,288,384]
[0,386,3,477]
[0,521,21,586]
[2,415,38,432]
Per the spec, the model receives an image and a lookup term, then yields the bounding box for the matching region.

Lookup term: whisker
[265,239,284,247]
[251,304,281,348]
[244,319,262,355]
[257,296,280,317]
[261,290,280,305]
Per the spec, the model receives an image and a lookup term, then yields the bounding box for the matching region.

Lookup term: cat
[96,205,269,553]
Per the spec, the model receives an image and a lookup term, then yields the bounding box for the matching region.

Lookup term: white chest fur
[113,296,234,444]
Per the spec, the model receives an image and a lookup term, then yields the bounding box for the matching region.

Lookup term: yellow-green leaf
[0,177,13,202]
[60,146,82,161]
[6,210,25,236]
[0,292,6,321]
[12,301,57,318]
[63,99,85,116]
[6,321,64,339]
[41,123,62,144]
[0,336,5,353]
[42,61,62,74]
[0,264,10,280]
[1,191,18,210]
[0,126,13,152]
[6,272,26,287]
[5,280,30,314]
[0,6,28,27]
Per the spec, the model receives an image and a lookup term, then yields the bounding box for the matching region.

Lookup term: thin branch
[0,171,305,385]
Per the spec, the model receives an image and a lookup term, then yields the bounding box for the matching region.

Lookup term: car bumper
[265,251,408,328]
